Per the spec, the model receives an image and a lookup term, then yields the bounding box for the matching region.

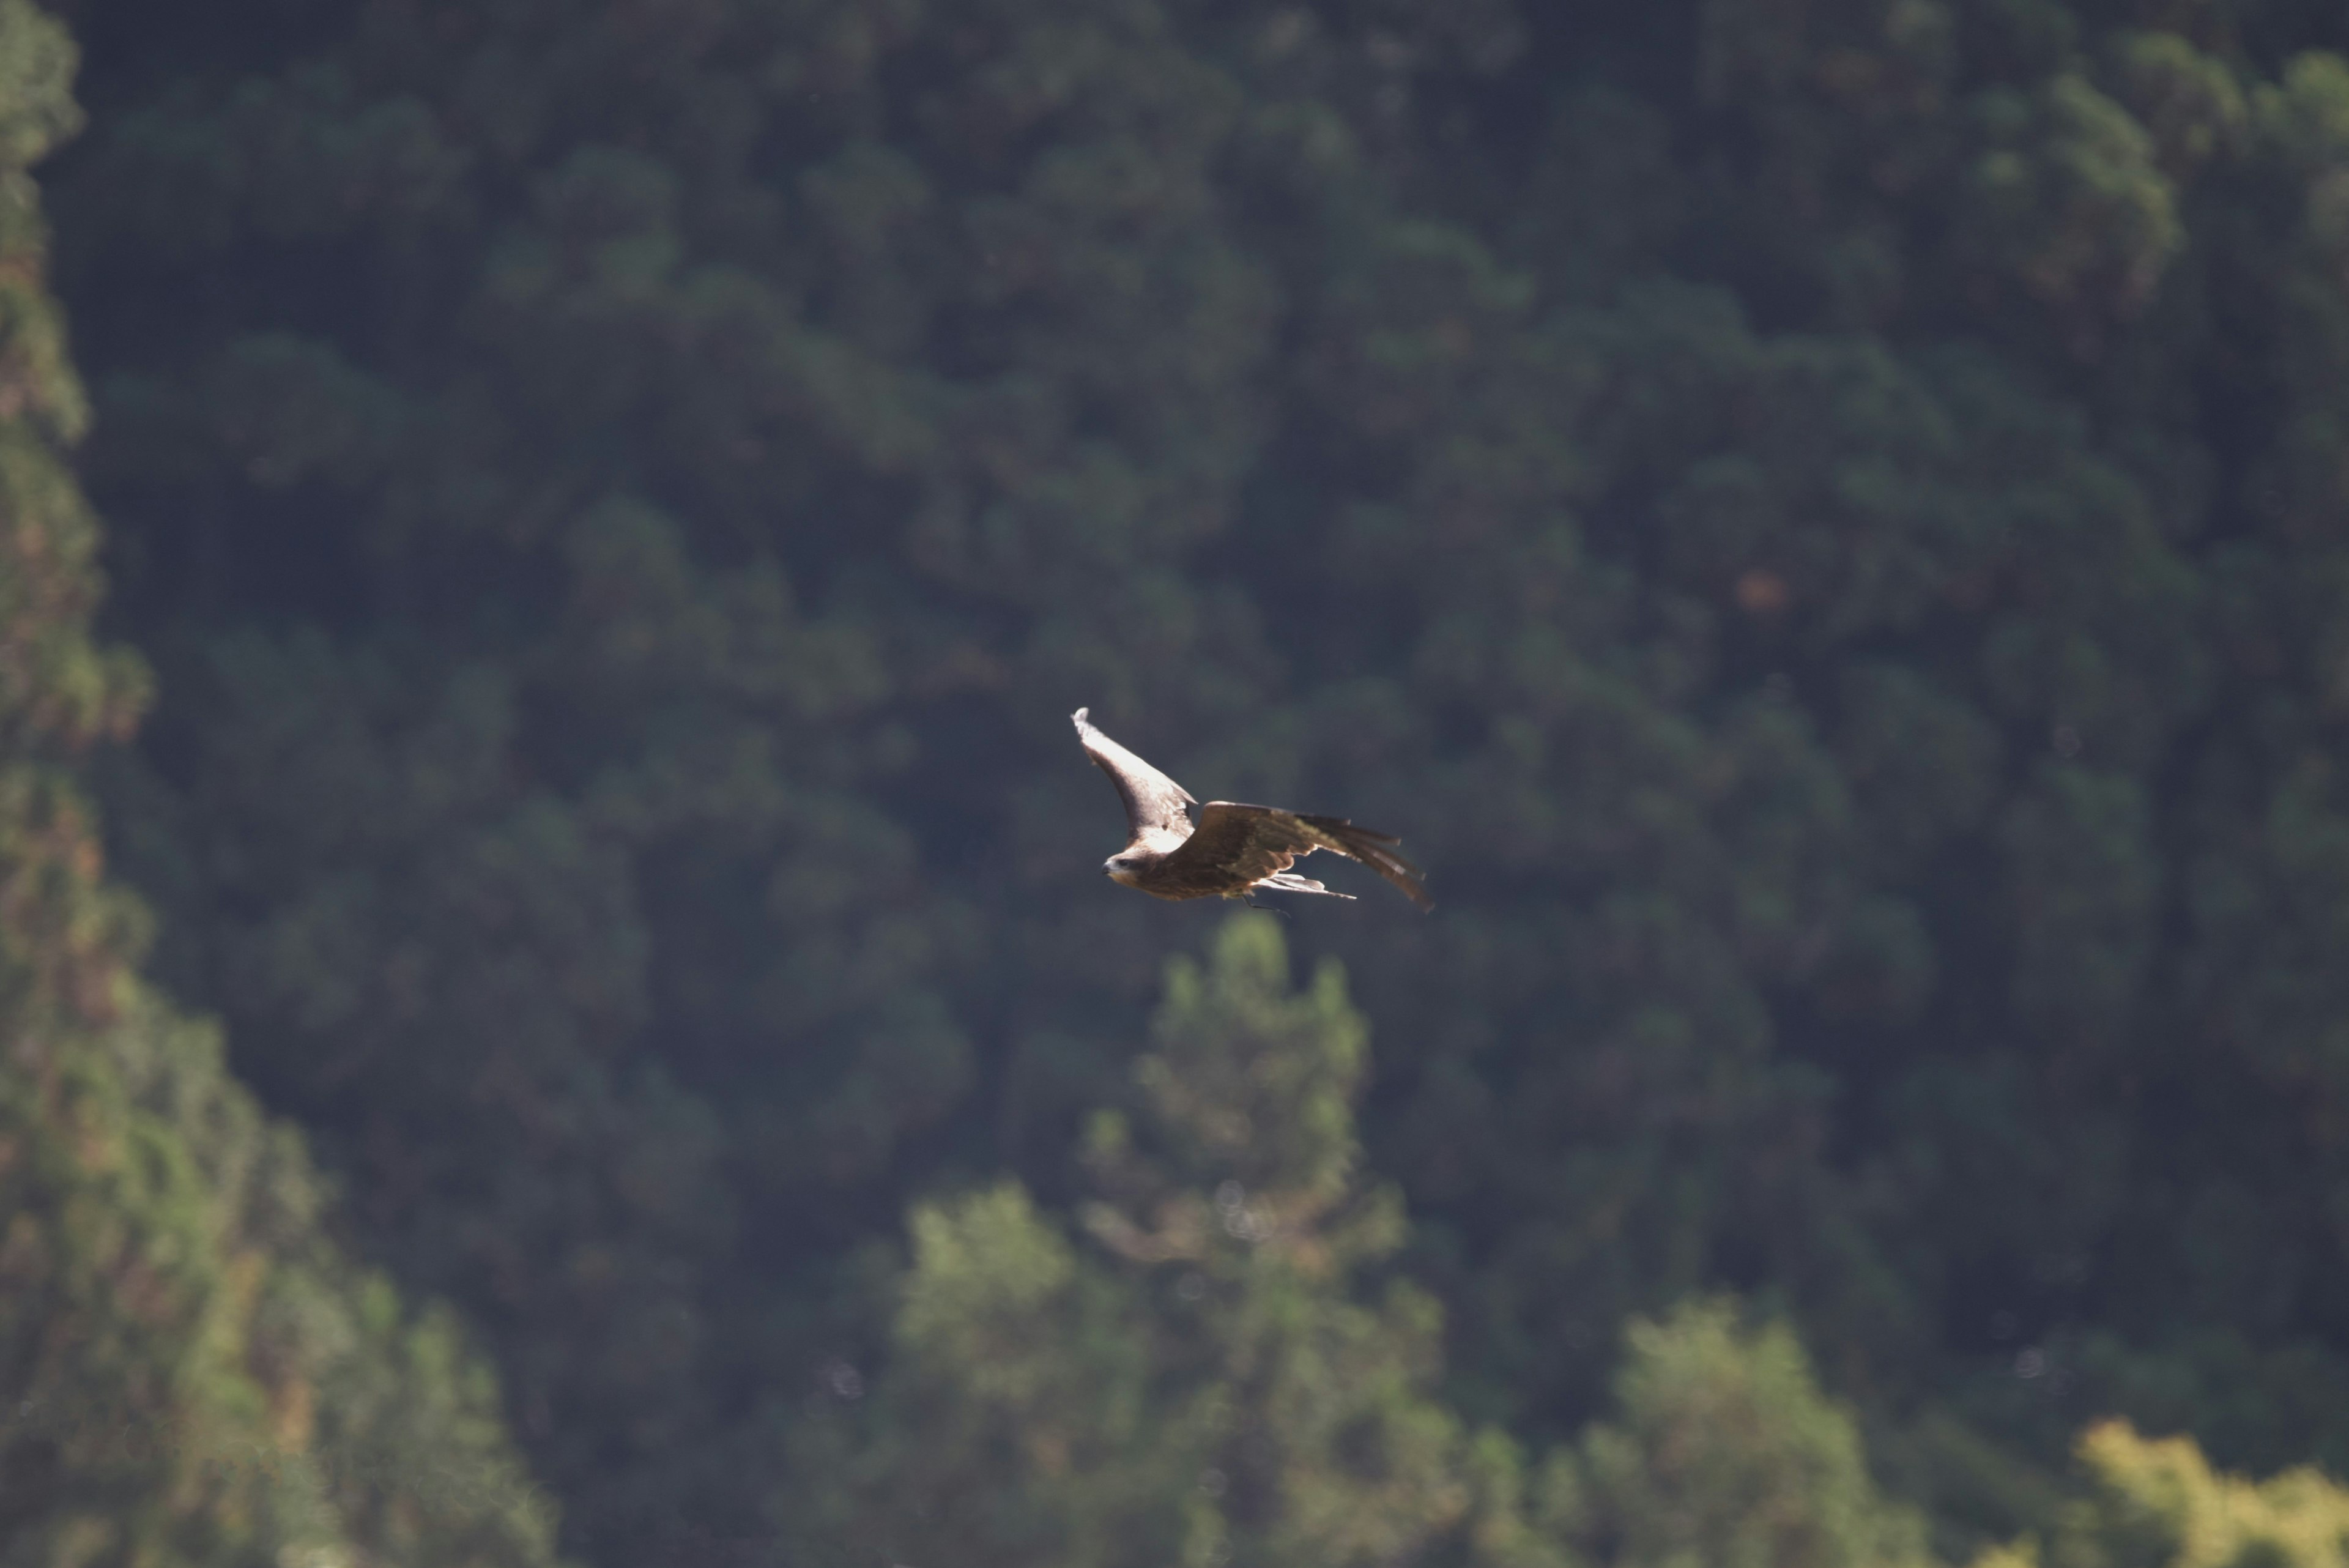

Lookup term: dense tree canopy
[20,0,2349,1561]
[0,3,556,1561]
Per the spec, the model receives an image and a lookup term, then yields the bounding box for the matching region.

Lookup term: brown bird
[1072,707,1432,911]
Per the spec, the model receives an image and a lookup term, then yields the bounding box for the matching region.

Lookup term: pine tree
[0,6,557,1561]
[1535,1302,1932,1568]
[793,914,1477,1568]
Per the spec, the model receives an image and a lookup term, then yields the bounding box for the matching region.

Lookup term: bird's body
[1072,708,1432,911]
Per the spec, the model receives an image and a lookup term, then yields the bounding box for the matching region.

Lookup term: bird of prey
[1072,707,1432,911]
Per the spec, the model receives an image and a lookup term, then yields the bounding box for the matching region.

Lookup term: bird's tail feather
[1261,871,1355,899]
[1297,813,1433,911]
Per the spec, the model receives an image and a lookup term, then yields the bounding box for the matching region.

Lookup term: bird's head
[1103,853,1145,888]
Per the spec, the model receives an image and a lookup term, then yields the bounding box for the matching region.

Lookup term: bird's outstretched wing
[1160,802,1434,910]
[1072,708,1196,846]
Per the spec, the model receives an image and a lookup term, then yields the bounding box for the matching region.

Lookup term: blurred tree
[790,913,1479,1568]
[0,4,557,1561]
[1537,1302,1933,1568]
[1974,1421,2349,1568]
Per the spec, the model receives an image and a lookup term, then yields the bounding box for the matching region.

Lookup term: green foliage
[1978,1422,2349,1568]
[1965,73,2182,325]
[0,6,558,1561]
[798,1181,1190,1568]
[1540,1302,1932,1568]
[35,0,2349,1560]
[1111,915,1370,1209]
[798,915,1472,1568]
[0,0,73,174]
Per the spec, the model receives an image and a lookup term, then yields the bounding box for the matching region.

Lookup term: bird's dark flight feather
[1159,803,1434,911]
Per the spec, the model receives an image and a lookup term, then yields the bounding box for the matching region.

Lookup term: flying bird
[1072,707,1432,911]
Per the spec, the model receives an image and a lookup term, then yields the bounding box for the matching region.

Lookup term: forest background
[16,0,2349,1564]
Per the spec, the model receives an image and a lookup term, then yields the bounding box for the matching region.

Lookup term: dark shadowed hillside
[21,0,2349,1563]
